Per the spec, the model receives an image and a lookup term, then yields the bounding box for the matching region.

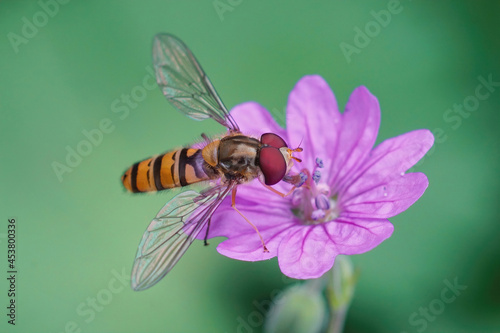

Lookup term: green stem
[326,306,347,333]
[304,273,328,292]
[324,256,357,333]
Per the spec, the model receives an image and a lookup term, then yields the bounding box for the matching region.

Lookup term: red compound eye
[261,133,288,148]
[259,146,286,185]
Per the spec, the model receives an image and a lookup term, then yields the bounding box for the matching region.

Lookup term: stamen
[312,170,321,184]
[283,172,308,187]
[287,163,340,224]
[291,189,303,206]
[316,183,330,196]
[315,158,324,168]
[296,172,307,187]
[315,194,330,210]
[311,209,325,221]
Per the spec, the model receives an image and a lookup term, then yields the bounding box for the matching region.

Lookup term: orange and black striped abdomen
[122,148,214,193]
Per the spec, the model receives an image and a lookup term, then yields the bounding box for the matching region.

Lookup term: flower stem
[324,255,357,333]
[326,306,347,333]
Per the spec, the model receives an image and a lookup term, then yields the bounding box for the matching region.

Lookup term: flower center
[290,158,340,225]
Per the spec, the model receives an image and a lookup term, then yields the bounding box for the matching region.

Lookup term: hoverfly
[122,34,302,291]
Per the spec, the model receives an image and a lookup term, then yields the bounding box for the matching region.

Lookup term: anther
[315,194,330,210]
[315,158,324,168]
[312,170,321,184]
[283,173,308,187]
[297,172,307,187]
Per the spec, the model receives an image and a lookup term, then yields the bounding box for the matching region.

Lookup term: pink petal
[342,172,429,219]
[286,75,341,173]
[330,86,380,190]
[230,102,287,141]
[215,220,293,261]
[278,225,337,279]
[326,217,394,255]
[210,202,296,260]
[196,189,294,241]
[340,129,434,201]
[278,218,394,279]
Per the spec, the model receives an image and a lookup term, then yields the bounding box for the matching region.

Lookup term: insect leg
[201,133,211,145]
[261,183,297,198]
[204,216,211,246]
[231,187,269,253]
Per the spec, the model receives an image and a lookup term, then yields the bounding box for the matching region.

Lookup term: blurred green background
[1,1,499,332]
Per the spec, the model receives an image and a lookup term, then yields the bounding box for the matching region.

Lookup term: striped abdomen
[122,148,214,193]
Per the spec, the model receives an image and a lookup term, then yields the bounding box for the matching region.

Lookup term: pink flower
[200,75,434,279]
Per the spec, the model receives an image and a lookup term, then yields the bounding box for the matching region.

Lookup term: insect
[123,34,303,291]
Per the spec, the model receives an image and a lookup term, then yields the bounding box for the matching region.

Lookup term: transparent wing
[153,33,240,132]
[131,183,235,291]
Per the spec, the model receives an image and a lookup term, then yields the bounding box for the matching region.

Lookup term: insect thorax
[217,135,261,183]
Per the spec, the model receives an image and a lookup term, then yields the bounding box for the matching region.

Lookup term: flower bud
[265,282,327,333]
